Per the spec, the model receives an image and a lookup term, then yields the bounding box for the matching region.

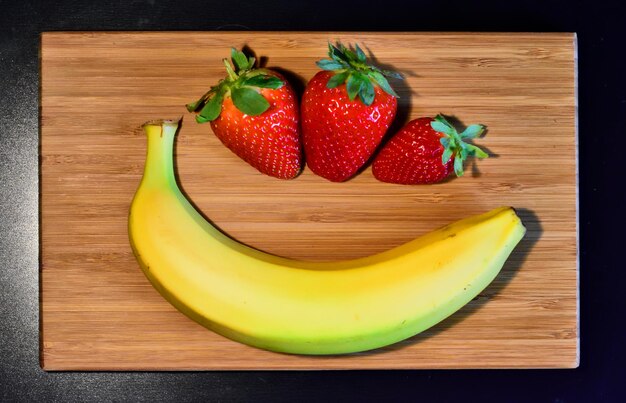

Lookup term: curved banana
[128,119,526,355]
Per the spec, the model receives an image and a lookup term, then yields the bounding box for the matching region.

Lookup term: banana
[128,119,526,355]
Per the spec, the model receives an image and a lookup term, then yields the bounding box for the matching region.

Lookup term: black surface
[1,0,624,401]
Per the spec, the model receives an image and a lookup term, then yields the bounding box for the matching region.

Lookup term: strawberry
[372,115,488,184]
[301,43,401,182]
[187,48,302,179]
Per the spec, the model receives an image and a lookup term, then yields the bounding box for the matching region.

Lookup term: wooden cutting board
[40,32,578,370]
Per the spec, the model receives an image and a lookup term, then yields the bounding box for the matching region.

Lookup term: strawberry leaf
[344,50,359,63]
[196,114,212,124]
[442,148,453,164]
[327,71,349,88]
[459,143,469,160]
[197,90,224,122]
[186,99,203,113]
[454,154,464,177]
[231,48,249,72]
[329,43,351,63]
[434,114,454,127]
[466,144,489,158]
[247,56,256,70]
[431,120,455,136]
[242,75,284,89]
[317,59,346,71]
[346,74,364,101]
[355,44,367,62]
[369,71,399,98]
[231,87,270,116]
[339,44,359,63]
[460,124,485,139]
[186,86,218,112]
[359,80,375,106]
[381,69,404,80]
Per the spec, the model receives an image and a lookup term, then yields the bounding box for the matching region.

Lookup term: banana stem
[140,120,180,189]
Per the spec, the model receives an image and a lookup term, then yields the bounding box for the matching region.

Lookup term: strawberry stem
[187,48,286,122]
[431,114,488,177]
[223,58,238,81]
[316,42,403,106]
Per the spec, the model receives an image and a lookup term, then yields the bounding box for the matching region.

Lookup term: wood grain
[40,32,578,370]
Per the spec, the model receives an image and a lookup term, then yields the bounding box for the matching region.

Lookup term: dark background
[1,0,623,401]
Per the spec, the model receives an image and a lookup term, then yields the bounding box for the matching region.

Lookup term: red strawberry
[187,48,302,179]
[301,43,401,182]
[372,115,488,184]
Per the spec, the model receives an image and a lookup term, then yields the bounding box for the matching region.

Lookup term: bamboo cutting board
[40,32,578,370]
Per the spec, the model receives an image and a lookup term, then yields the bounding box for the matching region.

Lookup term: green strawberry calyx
[431,114,489,177]
[316,42,403,106]
[186,48,284,123]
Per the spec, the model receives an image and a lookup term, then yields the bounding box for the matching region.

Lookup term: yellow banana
[128,119,526,355]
